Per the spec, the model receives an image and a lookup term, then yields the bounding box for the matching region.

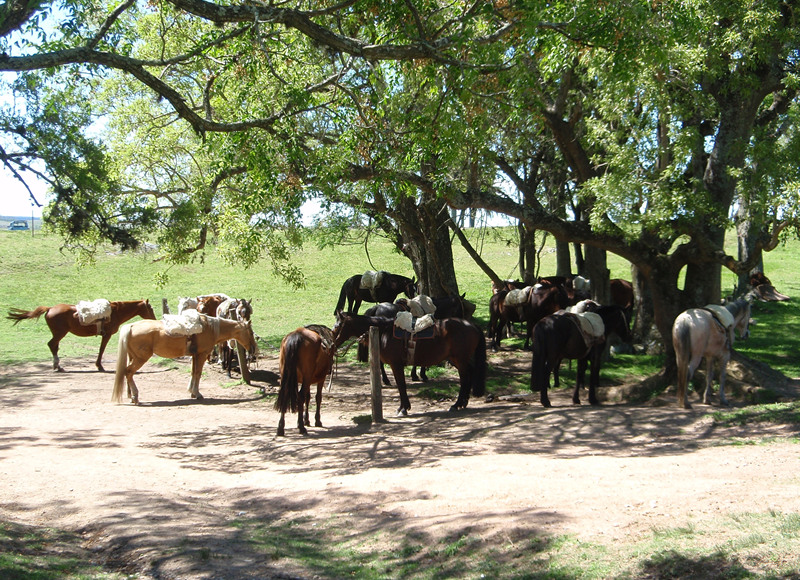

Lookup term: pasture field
[1,227,800,579]
[1,227,798,380]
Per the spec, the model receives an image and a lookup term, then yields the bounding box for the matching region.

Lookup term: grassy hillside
[1,227,797,381]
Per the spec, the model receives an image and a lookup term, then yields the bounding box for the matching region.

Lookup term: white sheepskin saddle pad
[163,309,204,336]
[75,299,111,325]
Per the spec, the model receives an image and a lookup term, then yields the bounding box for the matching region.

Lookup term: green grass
[222,510,800,579]
[1,227,798,383]
[0,521,127,579]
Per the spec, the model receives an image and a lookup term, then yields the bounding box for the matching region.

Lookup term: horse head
[236,299,253,322]
[404,277,417,299]
[141,299,157,320]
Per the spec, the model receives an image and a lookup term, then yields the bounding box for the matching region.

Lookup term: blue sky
[1,169,46,218]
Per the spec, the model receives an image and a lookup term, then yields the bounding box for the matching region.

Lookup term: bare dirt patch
[1,350,799,579]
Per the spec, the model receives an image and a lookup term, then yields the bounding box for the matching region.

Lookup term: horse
[216,298,254,380]
[672,299,751,409]
[334,271,416,315]
[112,314,257,405]
[177,293,230,314]
[488,282,569,350]
[530,304,627,408]
[275,325,336,436]
[333,312,486,415]
[7,299,156,372]
[549,304,632,406]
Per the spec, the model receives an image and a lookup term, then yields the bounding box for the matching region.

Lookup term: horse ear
[460,292,466,298]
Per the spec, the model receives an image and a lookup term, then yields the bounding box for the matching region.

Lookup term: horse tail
[471,326,487,397]
[672,314,693,400]
[275,333,302,414]
[334,278,350,315]
[112,324,131,403]
[6,306,49,325]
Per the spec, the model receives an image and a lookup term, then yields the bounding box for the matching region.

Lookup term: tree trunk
[394,196,459,297]
[584,246,610,304]
[555,238,572,277]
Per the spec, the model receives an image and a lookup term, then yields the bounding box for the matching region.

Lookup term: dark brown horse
[531,305,631,407]
[333,312,486,416]
[488,282,569,350]
[112,314,257,405]
[275,325,336,436]
[7,299,156,372]
[334,271,416,315]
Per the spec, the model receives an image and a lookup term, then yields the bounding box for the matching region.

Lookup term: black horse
[334,271,417,315]
[531,304,631,408]
[333,312,486,415]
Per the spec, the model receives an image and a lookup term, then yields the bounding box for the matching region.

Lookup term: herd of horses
[7,269,756,435]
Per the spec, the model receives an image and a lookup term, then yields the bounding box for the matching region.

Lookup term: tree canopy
[2,0,800,365]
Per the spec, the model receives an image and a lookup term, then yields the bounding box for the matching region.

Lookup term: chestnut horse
[333,312,486,416]
[334,272,416,315]
[275,325,336,436]
[112,315,257,405]
[672,299,751,409]
[7,299,156,372]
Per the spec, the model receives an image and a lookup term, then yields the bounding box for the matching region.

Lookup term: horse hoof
[448,404,460,412]
[196,394,204,401]
[276,428,285,437]
[396,408,408,417]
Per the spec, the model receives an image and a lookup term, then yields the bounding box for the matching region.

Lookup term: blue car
[7,220,29,230]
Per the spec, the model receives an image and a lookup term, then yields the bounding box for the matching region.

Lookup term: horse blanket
[395,311,435,334]
[407,295,436,318]
[163,309,204,336]
[360,270,388,301]
[505,286,533,307]
[75,299,111,325]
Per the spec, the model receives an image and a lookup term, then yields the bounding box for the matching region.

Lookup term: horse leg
[302,382,311,427]
[277,412,286,437]
[314,381,324,427]
[449,365,472,412]
[381,364,391,386]
[188,355,206,400]
[573,357,587,405]
[298,382,309,434]
[124,357,147,405]
[588,348,601,406]
[47,333,67,372]
[95,332,113,372]
[390,364,411,416]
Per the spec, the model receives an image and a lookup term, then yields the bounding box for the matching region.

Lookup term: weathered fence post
[369,325,384,423]
[162,298,170,315]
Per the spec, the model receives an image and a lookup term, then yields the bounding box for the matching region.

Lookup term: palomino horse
[334,271,416,315]
[672,299,751,408]
[539,304,633,407]
[488,282,569,350]
[7,299,156,372]
[216,298,254,380]
[333,312,486,415]
[275,325,336,436]
[112,314,257,405]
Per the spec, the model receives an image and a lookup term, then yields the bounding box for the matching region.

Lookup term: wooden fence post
[162,298,170,315]
[369,325,384,423]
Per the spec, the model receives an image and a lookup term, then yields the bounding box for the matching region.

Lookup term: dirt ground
[1,347,799,579]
